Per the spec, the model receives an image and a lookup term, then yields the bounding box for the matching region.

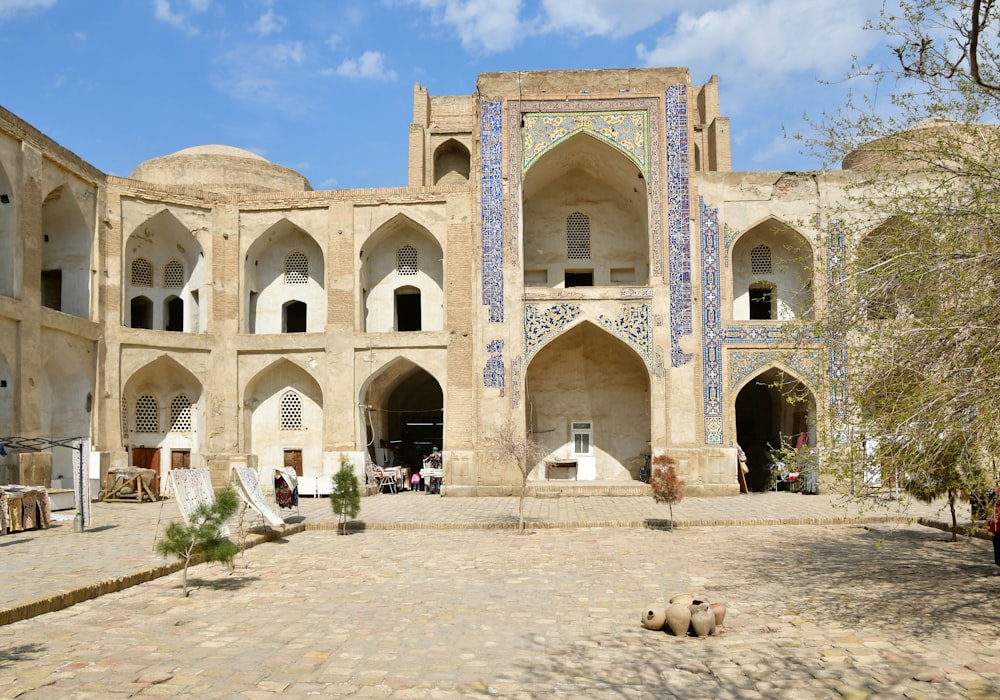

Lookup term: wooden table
[103,467,159,502]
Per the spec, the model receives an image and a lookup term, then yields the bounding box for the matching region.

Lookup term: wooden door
[283,449,303,476]
[171,450,191,470]
[133,447,160,474]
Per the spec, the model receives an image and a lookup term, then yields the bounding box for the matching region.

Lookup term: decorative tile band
[728,349,823,392]
[666,84,693,367]
[481,98,504,323]
[483,340,505,396]
[523,303,582,363]
[700,197,723,444]
[598,303,653,368]
[521,111,648,174]
[826,222,849,423]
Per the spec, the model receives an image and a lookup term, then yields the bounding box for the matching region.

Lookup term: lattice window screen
[750,245,772,275]
[163,260,184,288]
[131,258,153,287]
[135,394,159,433]
[169,395,192,432]
[285,251,308,284]
[566,212,591,259]
[279,391,302,430]
[397,245,418,275]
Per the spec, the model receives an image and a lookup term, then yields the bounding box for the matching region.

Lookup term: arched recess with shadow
[522,131,649,288]
[433,139,471,185]
[0,161,15,298]
[41,184,92,317]
[734,366,817,493]
[524,321,650,481]
[244,220,325,334]
[41,347,93,477]
[730,217,815,321]
[360,357,443,472]
[244,359,323,477]
[122,356,204,492]
[360,214,443,332]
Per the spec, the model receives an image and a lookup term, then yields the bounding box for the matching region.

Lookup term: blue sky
[1,0,893,190]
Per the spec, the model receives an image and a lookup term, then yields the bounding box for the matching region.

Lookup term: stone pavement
[1,490,998,698]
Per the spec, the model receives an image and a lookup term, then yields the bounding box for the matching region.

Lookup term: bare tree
[485,417,546,533]
[801,0,1000,514]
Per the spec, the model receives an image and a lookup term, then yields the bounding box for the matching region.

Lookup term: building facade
[0,68,855,497]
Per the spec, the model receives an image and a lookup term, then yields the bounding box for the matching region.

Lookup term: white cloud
[405,0,525,53]
[272,40,305,65]
[539,0,692,38]
[253,8,286,35]
[0,0,57,16]
[636,0,879,87]
[153,0,210,35]
[333,51,398,81]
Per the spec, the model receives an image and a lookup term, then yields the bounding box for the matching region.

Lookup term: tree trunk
[948,491,958,543]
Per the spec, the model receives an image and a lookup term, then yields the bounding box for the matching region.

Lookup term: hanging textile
[72,439,92,527]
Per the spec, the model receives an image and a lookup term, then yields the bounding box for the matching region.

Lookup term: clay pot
[689,603,715,637]
[664,602,691,636]
[669,593,695,606]
[641,605,667,631]
[709,602,727,627]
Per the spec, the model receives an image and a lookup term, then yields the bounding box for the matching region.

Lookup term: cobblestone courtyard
[3,521,999,699]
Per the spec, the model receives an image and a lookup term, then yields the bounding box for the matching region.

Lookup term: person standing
[988,490,1000,575]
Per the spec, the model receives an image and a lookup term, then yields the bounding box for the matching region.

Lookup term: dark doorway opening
[565,270,594,287]
[130,296,153,329]
[396,289,421,331]
[41,269,62,311]
[283,300,307,333]
[749,284,775,320]
[165,296,184,331]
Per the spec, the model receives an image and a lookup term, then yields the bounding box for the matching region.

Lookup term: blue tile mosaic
[826,222,850,425]
[598,303,653,368]
[483,339,505,396]
[480,98,504,323]
[700,198,724,444]
[521,111,648,174]
[523,303,582,363]
[728,350,823,392]
[666,85,693,368]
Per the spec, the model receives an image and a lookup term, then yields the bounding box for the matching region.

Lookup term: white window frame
[571,421,593,455]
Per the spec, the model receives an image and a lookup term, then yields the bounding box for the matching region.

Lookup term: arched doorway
[735,367,817,492]
[524,322,650,481]
[361,359,443,477]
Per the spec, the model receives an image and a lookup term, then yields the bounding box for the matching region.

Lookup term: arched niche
[524,321,650,481]
[245,219,325,334]
[41,184,92,318]
[244,359,324,476]
[0,161,15,298]
[433,139,471,185]
[734,366,817,493]
[360,214,444,332]
[124,209,206,332]
[122,356,205,490]
[731,217,814,321]
[360,357,443,469]
[522,132,649,288]
[40,347,93,476]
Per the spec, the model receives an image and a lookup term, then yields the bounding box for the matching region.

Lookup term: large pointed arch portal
[524,321,650,481]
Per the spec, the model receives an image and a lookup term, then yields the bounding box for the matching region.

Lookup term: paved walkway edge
[0,514,978,628]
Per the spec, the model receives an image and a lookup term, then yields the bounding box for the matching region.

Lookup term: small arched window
[567,212,591,259]
[285,251,308,284]
[131,258,153,287]
[397,245,418,275]
[135,394,159,433]
[750,245,772,275]
[169,395,192,432]
[279,391,302,430]
[163,260,184,288]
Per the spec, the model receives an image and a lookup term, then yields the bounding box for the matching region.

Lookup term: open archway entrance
[524,322,650,481]
[735,367,817,493]
[362,360,443,477]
